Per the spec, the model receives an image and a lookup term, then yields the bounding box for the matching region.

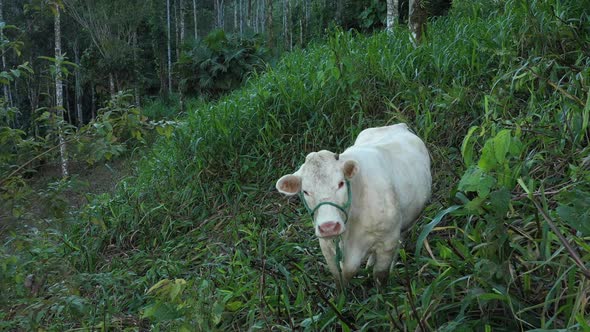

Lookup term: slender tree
[167,0,172,94]
[192,0,198,39]
[247,0,251,28]
[175,0,180,60]
[233,0,237,32]
[0,0,12,107]
[214,0,224,29]
[283,0,291,51]
[132,31,140,106]
[53,2,68,177]
[254,0,259,33]
[64,0,144,97]
[180,0,185,45]
[409,0,427,43]
[386,0,399,31]
[258,0,270,33]
[266,0,273,49]
[73,38,83,126]
[335,0,343,25]
[239,0,243,37]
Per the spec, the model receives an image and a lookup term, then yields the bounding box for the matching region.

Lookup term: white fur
[276,123,431,286]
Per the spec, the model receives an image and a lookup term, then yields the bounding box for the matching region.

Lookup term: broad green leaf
[461,126,479,167]
[556,190,590,236]
[463,195,487,214]
[226,301,243,312]
[169,279,186,301]
[478,129,522,172]
[147,279,171,295]
[492,129,512,165]
[489,188,511,217]
[212,298,225,325]
[458,166,496,198]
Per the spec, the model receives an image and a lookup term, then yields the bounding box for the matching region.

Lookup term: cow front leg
[319,239,357,289]
[319,239,343,287]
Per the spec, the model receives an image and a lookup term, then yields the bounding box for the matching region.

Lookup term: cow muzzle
[317,221,344,238]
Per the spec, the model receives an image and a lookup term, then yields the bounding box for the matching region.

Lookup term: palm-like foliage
[176,30,266,97]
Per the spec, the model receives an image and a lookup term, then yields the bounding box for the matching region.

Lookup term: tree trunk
[64,79,71,124]
[286,0,293,51]
[214,0,225,30]
[91,83,96,120]
[109,72,115,96]
[261,0,265,33]
[220,0,225,29]
[233,0,237,32]
[214,0,219,29]
[54,4,68,177]
[408,0,427,43]
[167,0,172,94]
[0,0,6,103]
[386,0,399,31]
[335,0,343,25]
[180,0,185,45]
[247,0,251,28]
[175,0,180,60]
[73,39,83,126]
[306,0,311,38]
[283,0,291,51]
[0,0,10,107]
[133,31,140,107]
[11,80,16,126]
[299,18,303,46]
[192,0,198,39]
[239,0,243,37]
[253,0,258,33]
[266,0,273,49]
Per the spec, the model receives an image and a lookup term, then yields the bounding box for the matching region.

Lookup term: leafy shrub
[75,91,177,164]
[176,30,267,97]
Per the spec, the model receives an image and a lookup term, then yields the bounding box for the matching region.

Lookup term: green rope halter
[298,180,352,285]
[298,179,353,223]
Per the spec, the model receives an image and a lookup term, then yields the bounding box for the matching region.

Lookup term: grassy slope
[2,0,590,330]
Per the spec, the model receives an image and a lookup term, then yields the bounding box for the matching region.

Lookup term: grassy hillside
[2,0,590,330]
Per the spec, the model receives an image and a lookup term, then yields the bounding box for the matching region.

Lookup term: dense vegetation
[2,0,590,330]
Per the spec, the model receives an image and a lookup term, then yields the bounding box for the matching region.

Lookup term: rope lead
[298,180,352,288]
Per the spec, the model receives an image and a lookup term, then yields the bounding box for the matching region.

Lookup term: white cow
[276,123,431,287]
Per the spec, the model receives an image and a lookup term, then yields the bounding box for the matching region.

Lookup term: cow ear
[276,174,302,196]
[342,160,359,179]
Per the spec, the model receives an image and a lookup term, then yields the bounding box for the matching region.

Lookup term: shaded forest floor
[1,158,133,237]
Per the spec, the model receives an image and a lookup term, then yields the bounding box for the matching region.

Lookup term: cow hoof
[374,271,389,288]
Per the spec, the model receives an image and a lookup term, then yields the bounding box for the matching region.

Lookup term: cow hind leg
[373,247,396,288]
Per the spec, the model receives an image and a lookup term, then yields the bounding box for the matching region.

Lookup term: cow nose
[318,222,342,237]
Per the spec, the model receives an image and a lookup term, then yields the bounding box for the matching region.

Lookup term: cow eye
[338,181,344,189]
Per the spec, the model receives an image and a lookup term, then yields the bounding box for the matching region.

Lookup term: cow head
[276,150,359,238]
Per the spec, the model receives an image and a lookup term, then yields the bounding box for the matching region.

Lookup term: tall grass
[2,0,589,330]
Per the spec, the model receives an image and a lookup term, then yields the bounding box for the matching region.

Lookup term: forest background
[1,0,590,331]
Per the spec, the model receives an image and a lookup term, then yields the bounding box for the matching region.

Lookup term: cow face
[276,150,359,238]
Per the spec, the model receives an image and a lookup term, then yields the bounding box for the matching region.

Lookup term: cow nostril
[332,223,341,232]
[318,222,342,236]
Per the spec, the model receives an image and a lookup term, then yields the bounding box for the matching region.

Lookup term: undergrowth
[2,0,590,330]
